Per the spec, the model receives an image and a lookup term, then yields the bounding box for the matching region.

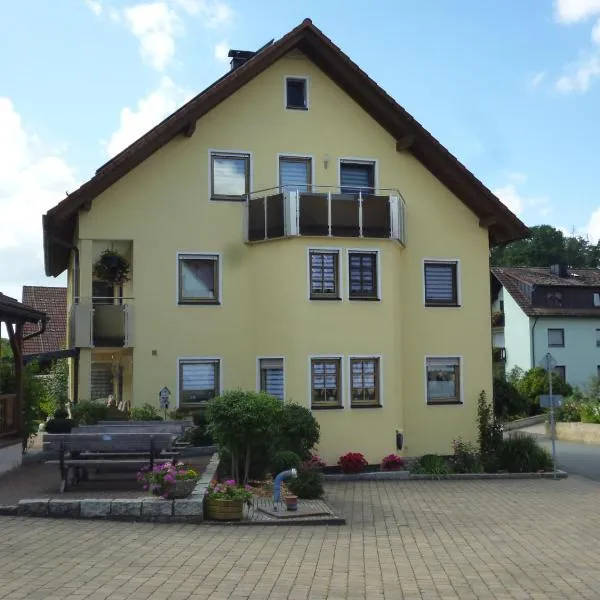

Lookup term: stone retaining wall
[15,452,220,522]
[552,422,600,444]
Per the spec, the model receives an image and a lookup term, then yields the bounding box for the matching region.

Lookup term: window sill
[425,303,461,308]
[311,405,344,410]
[349,297,380,302]
[310,296,342,301]
[548,345,565,348]
[350,404,382,409]
[286,105,309,111]
[178,300,221,306]
[210,195,246,202]
[427,400,463,406]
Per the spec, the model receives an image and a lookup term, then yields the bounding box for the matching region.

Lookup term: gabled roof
[43,18,528,277]
[491,266,600,317]
[0,293,46,325]
[21,286,67,355]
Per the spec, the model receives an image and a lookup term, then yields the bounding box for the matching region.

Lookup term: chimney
[227,49,255,71]
[550,263,568,278]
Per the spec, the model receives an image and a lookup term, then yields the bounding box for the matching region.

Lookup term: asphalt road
[521,425,600,481]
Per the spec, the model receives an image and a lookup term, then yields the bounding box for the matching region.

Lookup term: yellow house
[42,20,527,464]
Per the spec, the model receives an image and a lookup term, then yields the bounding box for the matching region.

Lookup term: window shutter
[340,163,374,192]
[182,362,215,391]
[260,359,284,400]
[425,263,456,303]
[280,158,310,191]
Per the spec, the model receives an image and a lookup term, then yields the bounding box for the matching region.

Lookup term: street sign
[159,386,171,410]
[539,352,557,372]
[539,394,563,409]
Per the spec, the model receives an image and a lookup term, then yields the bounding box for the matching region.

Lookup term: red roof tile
[21,286,67,355]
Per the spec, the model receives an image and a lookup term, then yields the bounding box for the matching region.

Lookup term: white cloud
[506,171,528,184]
[105,76,193,157]
[582,207,600,242]
[85,0,103,16]
[555,0,600,23]
[172,0,233,27]
[214,40,229,63]
[0,98,74,300]
[123,2,184,71]
[493,182,551,218]
[529,71,547,89]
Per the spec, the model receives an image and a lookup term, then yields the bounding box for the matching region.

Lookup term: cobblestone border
[11,452,221,523]
[324,469,568,481]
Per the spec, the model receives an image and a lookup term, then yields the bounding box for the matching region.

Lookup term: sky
[2,0,600,303]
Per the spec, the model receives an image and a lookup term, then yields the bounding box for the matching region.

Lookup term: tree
[491,224,600,268]
[0,338,13,359]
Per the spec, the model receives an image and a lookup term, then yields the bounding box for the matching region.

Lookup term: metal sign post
[539,353,558,479]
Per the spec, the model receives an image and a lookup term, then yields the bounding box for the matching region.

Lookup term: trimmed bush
[71,400,109,425]
[498,434,552,473]
[410,454,449,475]
[277,403,320,459]
[287,468,324,499]
[130,403,163,421]
[270,450,301,475]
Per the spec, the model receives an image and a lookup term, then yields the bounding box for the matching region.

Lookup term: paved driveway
[1,477,600,599]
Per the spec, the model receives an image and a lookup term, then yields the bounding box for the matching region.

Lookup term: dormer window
[285,77,308,110]
[547,291,563,308]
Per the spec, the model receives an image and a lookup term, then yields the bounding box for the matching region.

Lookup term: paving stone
[79,499,111,518]
[110,499,142,518]
[48,499,80,517]
[17,498,49,516]
[141,498,173,518]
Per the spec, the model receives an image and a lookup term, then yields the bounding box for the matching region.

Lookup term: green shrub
[130,403,163,421]
[556,397,583,422]
[410,454,449,475]
[580,402,600,424]
[287,468,324,499]
[477,390,504,472]
[270,450,301,475]
[450,438,483,473]
[517,367,573,414]
[45,418,74,434]
[207,390,283,483]
[54,407,69,420]
[170,407,207,427]
[71,400,109,425]
[181,426,213,447]
[493,377,529,420]
[276,403,320,459]
[498,434,552,473]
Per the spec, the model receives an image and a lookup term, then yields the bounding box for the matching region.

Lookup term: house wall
[74,51,493,463]
[532,317,600,389]
[504,288,531,374]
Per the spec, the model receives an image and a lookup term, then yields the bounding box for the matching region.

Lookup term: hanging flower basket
[93,249,131,285]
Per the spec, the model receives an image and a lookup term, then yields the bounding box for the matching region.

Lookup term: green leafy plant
[270,450,301,475]
[493,377,529,420]
[450,438,483,473]
[556,397,583,422]
[517,367,573,415]
[206,479,253,502]
[71,400,109,425]
[477,390,504,472]
[207,390,283,483]
[579,402,600,424]
[171,408,213,445]
[498,434,552,473]
[92,249,131,285]
[338,452,368,474]
[276,402,320,459]
[410,454,449,476]
[130,403,163,421]
[287,468,324,499]
[304,454,327,470]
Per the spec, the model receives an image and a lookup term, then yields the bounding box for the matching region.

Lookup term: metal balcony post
[264,194,268,240]
[328,192,332,237]
[358,190,364,238]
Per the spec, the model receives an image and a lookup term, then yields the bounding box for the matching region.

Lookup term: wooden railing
[0,394,17,437]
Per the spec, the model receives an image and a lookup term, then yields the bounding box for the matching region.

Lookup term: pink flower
[142,484,149,491]
[225,479,236,486]
[162,493,169,499]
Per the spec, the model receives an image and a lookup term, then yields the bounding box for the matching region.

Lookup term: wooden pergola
[0,293,46,445]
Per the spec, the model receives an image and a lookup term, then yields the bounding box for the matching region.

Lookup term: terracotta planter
[206,498,244,521]
[284,495,298,511]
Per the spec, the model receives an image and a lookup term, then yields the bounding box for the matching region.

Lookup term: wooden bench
[44,432,178,492]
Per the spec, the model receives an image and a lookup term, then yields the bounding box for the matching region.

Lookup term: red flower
[338,452,368,474]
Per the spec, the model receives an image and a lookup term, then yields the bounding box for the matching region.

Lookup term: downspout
[530,316,539,369]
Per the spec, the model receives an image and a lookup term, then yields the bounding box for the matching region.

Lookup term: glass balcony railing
[246,186,406,244]
[70,297,134,348]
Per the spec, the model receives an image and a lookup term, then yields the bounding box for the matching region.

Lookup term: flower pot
[166,478,197,499]
[284,495,298,511]
[206,498,244,521]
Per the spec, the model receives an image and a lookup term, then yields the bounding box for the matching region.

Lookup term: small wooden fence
[0,394,17,437]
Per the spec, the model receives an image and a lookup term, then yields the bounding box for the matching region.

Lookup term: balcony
[70,297,134,348]
[492,347,506,363]
[246,186,406,244]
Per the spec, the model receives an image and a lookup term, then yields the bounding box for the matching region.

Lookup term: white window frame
[347,354,383,408]
[424,355,464,406]
[346,248,382,301]
[207,149,253,202]
[337,157,379,192]
[422,258,462,308]
[277,153,315,190]
[284,75,310,110]
[176,356,223,408]
[306,247,343,301]
[175,252,223,306]
[307,354,344,410]
[256,356,286,401]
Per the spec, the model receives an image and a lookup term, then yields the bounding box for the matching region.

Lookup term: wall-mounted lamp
[323,153,330,169]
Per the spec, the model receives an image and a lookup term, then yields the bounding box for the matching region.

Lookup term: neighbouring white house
[491,265,600,389]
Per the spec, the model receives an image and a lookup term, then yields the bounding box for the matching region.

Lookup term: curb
[324,470,568,482]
